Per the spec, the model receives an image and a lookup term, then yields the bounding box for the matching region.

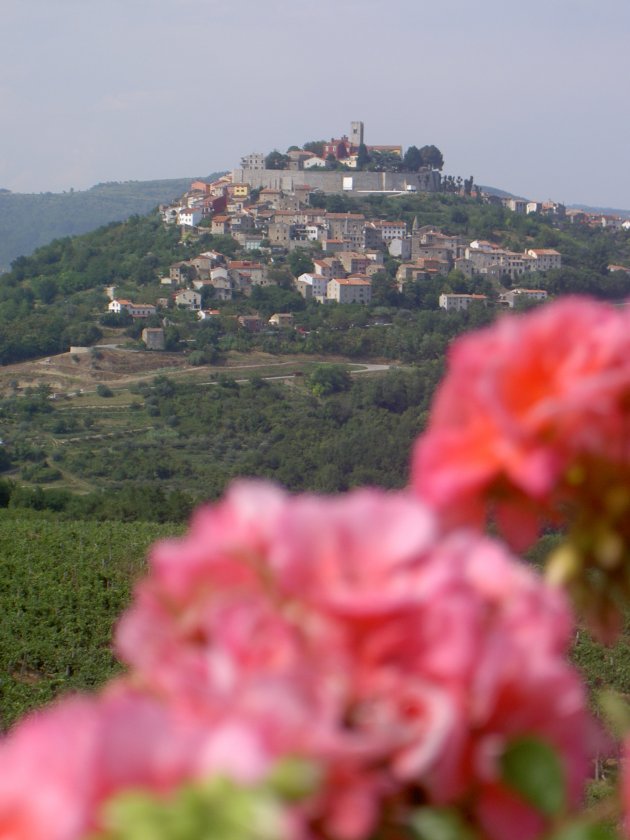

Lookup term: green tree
[303,140,326,157]
[370,270,400,306]
[419,145,444,170]
[268,267,295,289]
[309,365,352,397]
[367,151,402,172]
[288,249,314,277]
[357,143,371,170]
[403,146,423,171]
[31,277,59,304]
[265,150,290,170]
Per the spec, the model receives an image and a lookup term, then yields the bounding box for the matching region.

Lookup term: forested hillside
[2,191,630,368]
[0,366,441,514]
[0,175,224,271]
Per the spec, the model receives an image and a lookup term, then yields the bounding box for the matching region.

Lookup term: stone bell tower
[350,121,364,148]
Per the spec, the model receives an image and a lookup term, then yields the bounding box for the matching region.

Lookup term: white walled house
[108,299,157,318]
[375,220,407,242]
[439,293,488,312]
[297,273,329,302]
[108,299,130,314]
[327,277,372,305]
[388,238,412,260]
[177,208,203,227]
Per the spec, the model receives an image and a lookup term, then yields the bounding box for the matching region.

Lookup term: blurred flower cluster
[3,297,630,840]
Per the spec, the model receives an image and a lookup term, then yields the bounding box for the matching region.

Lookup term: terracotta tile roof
[333,277,371,286]
[228,261,263,269]
[326,213,365,220]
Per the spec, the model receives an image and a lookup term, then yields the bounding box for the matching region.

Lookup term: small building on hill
[142,328,165,350]
[108,299,157,318]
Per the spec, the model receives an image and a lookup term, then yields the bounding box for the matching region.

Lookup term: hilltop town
[97,124,630,347]
[108,120,601,336]
[3,121,630,368]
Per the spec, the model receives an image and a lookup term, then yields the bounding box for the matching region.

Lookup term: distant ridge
[477,184,529,201]
[0,174,226,272]
[479,184,630,218]
[568,203,630,219]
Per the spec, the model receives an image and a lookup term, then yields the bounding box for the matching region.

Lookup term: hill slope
[0,175,225,271]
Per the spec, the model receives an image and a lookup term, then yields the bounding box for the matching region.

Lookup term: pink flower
[411,297,630,546]
[115,481,593,840]
[0,697,99,840]
[0,682,277,840]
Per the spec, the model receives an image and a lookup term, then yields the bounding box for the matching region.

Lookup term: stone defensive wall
[231,168,441,195]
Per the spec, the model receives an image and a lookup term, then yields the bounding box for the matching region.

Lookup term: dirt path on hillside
[0,349,391,396]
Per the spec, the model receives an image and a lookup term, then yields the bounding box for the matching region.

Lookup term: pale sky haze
[1,0,629,208]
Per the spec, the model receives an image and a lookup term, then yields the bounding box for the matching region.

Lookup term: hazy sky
[2,0,629,208]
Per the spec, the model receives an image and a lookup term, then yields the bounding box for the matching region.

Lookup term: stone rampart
[231,168,441,195]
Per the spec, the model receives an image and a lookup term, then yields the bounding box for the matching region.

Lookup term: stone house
[174,290,202,310]
[142,328,165,350]
[525,249,562,271]
[211,216,231,235]
[170,261,195,283]
[337,251,370,275]
[498,288,548,308]
[439,293,487,311]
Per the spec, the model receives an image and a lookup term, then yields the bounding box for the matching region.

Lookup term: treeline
[0,480,196,524]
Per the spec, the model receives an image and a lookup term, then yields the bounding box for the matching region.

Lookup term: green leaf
[549,820,619,840]
[267,758,321,801]
[408,806,476,840]
[499,736,566,816]
[597,688,630,739]
[93,777,286,840]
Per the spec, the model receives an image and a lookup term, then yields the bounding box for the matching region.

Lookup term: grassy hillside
[2,189,630,370]
[3,507,630,732]
[0,175,225,271]
[0,511,177,728]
